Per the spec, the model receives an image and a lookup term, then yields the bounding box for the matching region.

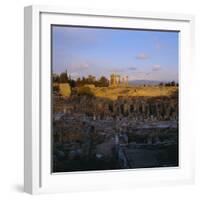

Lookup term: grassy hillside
[85,85,178,100]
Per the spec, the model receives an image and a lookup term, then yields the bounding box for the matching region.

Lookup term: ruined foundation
[53,89,178,172]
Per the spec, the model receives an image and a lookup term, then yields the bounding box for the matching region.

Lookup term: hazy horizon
[52,26,179,82]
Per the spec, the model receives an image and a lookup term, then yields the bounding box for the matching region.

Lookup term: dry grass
[89,85,178,100]
[59,83,71,97]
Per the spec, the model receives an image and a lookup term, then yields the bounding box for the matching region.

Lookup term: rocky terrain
[52,85,178,172]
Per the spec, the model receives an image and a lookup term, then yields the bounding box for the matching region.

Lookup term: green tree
[52,73,60,83]
[97,76,109,87]
[159,82,164,86]
[59,70,68,83]
[171,81,175,86]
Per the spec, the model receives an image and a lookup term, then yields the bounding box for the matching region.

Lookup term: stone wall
[63,95,178,121]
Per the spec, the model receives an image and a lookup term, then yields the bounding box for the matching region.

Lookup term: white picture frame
[24,5,195,194]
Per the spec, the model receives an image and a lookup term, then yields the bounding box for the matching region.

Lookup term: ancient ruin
[52,80,178,172]
[110,73,128,86]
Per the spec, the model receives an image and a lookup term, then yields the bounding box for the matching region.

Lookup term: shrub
[59,83,71,97]
[77,86,94,97]
[53,84,59,92]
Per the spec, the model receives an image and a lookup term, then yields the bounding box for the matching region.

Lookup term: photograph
[51,25,179,173]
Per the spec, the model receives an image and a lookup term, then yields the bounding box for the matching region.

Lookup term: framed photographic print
[24,5,195,194]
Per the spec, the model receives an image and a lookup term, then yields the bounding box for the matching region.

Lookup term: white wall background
[0,0,199,199]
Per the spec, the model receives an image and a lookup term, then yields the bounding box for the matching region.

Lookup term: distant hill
[129,80,166,86]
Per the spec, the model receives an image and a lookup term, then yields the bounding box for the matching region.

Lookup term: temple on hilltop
[110,73,128,86]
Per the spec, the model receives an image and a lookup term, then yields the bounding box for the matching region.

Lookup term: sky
[52,26,179,82]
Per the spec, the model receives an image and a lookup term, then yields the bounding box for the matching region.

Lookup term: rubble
[52,88,178,172]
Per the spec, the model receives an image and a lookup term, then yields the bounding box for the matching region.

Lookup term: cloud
[136,53,149,60]
[127,66,178,82]
[69,61,90,71]
[128,67,137,71]
[70,72,80,79]
[152,64,161,71]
